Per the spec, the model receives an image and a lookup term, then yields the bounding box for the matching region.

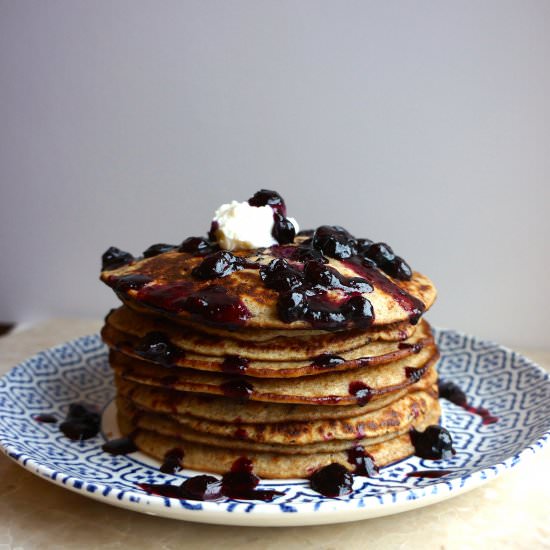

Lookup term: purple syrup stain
[221,457,283,501]
[234,427,248,440]
[398,342,423,354]
[109,274,153,292]
[407,470,451,479]
[59,403,101,441]
[138,483,182,499]
[405,366,426,383]
[220,378,254,400]
[221,355,250,375]
[346,446,379,477]
[438,379,499,425]
[409,425,455,460]
[309,463,354,497]
[160,448,184,474]
[348,381,373,406]
[179,475,223,500]
[102,437,138,455]
[34,414,57,423]
[311,353,346,369]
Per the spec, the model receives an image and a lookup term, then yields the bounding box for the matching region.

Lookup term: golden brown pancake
[100,239,436,330]
[102,317,434,377]
[114,364,438,423]
[117,385,437,446]
[119,406,441,478]
[110,346,439,405]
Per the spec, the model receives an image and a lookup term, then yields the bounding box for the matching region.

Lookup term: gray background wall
[1,1,549,348]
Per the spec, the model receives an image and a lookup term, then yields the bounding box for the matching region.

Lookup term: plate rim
[0,329,549,526]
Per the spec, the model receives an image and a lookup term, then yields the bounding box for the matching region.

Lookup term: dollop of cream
[211,200,299,251]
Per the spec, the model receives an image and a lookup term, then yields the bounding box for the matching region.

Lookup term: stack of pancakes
[100,240,439,479]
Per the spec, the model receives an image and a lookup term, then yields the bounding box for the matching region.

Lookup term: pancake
[105,306,417,361]
[102,318,434,377]
[110,346,439,405]
[114,364,438,423]
[117,385,438,446]
[100,238,437,330]
[119,407,441,478]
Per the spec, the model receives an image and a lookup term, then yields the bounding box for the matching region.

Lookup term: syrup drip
[438,380,499,425]
[407,470,451,478]
[160,448,184,474]
[34,414,57,423]
[102,437,138,455]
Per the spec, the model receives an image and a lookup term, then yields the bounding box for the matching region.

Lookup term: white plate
[0,329,548,526]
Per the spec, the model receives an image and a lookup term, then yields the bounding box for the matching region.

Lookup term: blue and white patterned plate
[0,329,549,526]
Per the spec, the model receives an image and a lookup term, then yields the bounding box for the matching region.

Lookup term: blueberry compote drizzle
[179,237,218,256]
[160,448,184,474]
[101,246,134,271]
[438,379,498,425]
[221,355,250,375]
[192,251,245,280]
[34,414,57,423]
[179,475,222,500]
[407,470,451,479]
[398,342,423,353]
[143,243,177,258]
[102,437,138,455]
[110,274,153,292]
[248,189,286,215]
[347,446,379,477]
[220,379,253,400]
[348,381,373,406]
[309,463,354,497]
[311,353,346,369]
[409,425,455,460]
[134,331,183,367]
[221,457,283,501]
[59,403,101,441]
[139,457,282,502]
[137,284,251,327]
[405,366,426,383]
[343,256,424,324]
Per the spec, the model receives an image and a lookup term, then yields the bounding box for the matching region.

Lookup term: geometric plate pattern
[0,329,548,526]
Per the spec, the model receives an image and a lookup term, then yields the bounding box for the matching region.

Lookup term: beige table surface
[0,319,548,550]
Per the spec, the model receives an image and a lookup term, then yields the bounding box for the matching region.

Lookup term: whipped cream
[211,200,299,251]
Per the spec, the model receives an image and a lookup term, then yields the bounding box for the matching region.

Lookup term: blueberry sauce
[137,284,251,327]
[260,259,303,291]
[59,403,101,441]
[221,355,250,375]
[311,353,346,369]
[363,242,412,281]
[34,414,57,423]
[272,212,296,244]
[179,475,223,500]
[438,380,499,425]
[407,470,451,479]
[160,448,184,474]
[143,243,177,258]
[192,251,245,280]
[135,332,183,367]
[348,381,373,406]
[409,425,455,460]
[405,366,426,383]
[398,342,423,353]
[248,189,286,215]
[208,221,220,241]
[220,379,253,400]
[271,243,327,264]
[110,274,153,292]
[234,427,248,440]
[312,226,358,260]
[102,436,138,455]
[101,246,134,271]
[343,256,424,324]
[138,483,183,499]
[140,458,283,502]
[221,457,283,501]
[309,463,354,497]
[346,446,379,477]
[179,237,218,256]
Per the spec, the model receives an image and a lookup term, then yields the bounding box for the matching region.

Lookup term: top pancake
[100,239,436,330]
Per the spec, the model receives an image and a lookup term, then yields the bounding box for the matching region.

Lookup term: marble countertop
[0,319,548,549]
